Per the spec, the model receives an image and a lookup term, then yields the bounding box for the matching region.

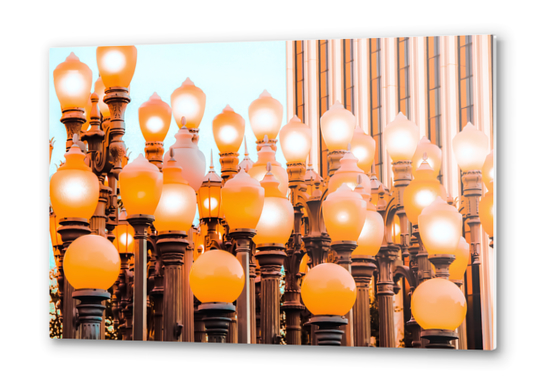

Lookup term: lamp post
[222,168,265,344]
[301,263,356,346]
[64,235,120,339]
[120,154,163,340]
[320,101,356,176]
[171,78,206,141]
[249,90,283,152]
[153,152,197,341]
[254,164,294,344]
[189,250,245,343]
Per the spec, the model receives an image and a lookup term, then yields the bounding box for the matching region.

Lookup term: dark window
[458,35,474,129]
[294,40,305,123]
[426,37,443,182]
[318,40,330,178]
[397,37,410,118]
[369,38,383,181]
[343,39,355,114]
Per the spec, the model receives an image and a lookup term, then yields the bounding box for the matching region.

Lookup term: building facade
[285,35,495,350]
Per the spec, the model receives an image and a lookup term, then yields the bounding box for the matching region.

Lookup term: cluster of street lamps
[49,45,494,348]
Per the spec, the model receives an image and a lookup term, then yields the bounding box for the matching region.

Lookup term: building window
[458,35,474,129]
[397,37,410,118]
[294,40,305,123]
[343,39,355,114]
[426,36,441,148]
[369,38,383,181]
[318,40,330,178]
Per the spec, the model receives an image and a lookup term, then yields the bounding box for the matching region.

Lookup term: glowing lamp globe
[411,278,466,330]
[248,90,283,141]
[94,77,109,118]
[323,184,367,242]
[171,78,206,129]
[301,263,356,316]
[53,52,93,110]
[212,105,245,154]
[279,116,312,163]
[351,126,375,173]
[64,234,121,290]
[138,92,172,143]
[404,160,447,225]
[50,144,100,220]
[163,126,206,191]
[482,150,494,190]
[222,168,265,230]
[154,156,197,233]
[197,158,223,220]
[419,197,462,255]
[119,154,163,216]
[253,167,294,245]
[320,101,356,151]
[248,137,288,196]
[328,151,371,194]
[449,237,470,281]
[353,201,384,257]
[412,137,442,179]
[189,249,245,303]
[383,112,420,162]
[96,46,137,88]
[480,187,494,237]
[113,209,134,254]
[452,123,489,171]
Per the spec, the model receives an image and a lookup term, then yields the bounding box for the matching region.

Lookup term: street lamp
[120,154,163,340]
[301,263,356,346]
[411,278,467,348]
[248,136,289,196]
[189,250,245,343]
[248,90,283,151]
[197,153,224,252]
[171,78,206,135]
[382,112,419,163]
[254,164,294,344]
[320,100,356,174]
[138,92,172,169]
[153,153,197,341]
[351,126,376,174]
[411,137,442,179]
[222,167,265,343]
[279,116,312,183]
[213,105,245,181]
[53,53,93,151]
[64,234,120,339]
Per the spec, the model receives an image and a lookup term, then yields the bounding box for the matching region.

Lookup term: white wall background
[2,0,538,382]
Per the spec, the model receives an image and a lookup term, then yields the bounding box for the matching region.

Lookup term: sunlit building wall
[286,35,495,350]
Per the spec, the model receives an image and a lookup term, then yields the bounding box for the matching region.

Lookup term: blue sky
[49,41,288,269]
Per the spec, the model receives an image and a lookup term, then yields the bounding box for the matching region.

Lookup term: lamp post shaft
[219,152,239,182]
[375,245,400,347]
[128,214,154,341]
[199,303,235,343]
[144,141,164,170]
[182,229,195,342]
[351,257,377,346]
[73,289,110,340]
[157,231,189,341]
[230,229,255,344]
[332,241,357,347]
[256,245,286,344]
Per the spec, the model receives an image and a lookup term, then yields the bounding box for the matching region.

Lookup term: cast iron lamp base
[421,329,458,349]
[307,315,348,346]
[198,302,236,343]
[73,289,111,340]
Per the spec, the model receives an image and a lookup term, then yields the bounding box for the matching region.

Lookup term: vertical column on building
[472,34,495,351]
[357,39,370,134]
[411,37,427,136]
[286,41,295,122]
[307,40,319,169]
[380,37,397,187]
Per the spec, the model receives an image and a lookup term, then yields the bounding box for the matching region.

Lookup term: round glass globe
[189,249,245,303]
[138,92,172,143]
[53,52,93,110]
[96,46,137,88]
[301,263,356,316]
[64,234,121,290]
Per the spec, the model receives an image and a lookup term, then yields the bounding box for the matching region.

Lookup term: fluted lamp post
[320,101,356,176]
[213,105,245,182]
[112,209,135,340]
[301,263,356,346]
[139,92,172,169]
[351,178,384,347]
[64,234,120,339]
[120,154,163,340]
[222,168,265,344]
[322,183,366,346]
[50,143,100,338]
[254,164,294,344]
[153,152,197,341]
[189,250,245,343]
